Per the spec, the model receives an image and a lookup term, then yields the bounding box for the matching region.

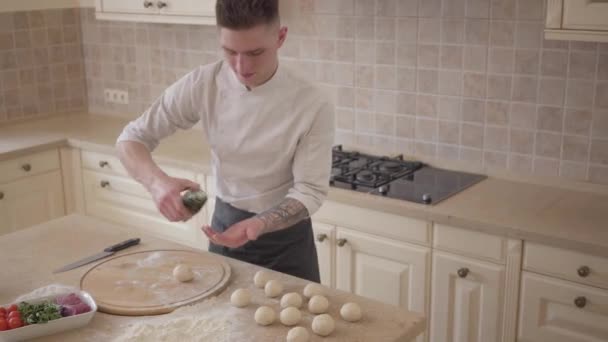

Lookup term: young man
[116,0,334,282]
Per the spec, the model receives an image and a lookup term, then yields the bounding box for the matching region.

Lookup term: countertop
[1,114,607,258]
[0,214,425,341]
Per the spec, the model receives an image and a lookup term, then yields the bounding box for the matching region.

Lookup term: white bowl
[0,291,97,342]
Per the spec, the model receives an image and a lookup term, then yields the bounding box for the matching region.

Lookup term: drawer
[0,149,60,184]
[82,170,206,249]
[524,242,608,290]
[433,224,511,264]
[313,200,431,245]
[518,272,608,342]
[81,150,198,182]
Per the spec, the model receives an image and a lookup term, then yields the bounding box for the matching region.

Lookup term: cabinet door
[430,251,505,342]
[97,0,159,15]
[312,221,335,288]
[518,272,608,342]
[563,0,608,31]
[0,171,65,235]
[335,227,429,318]
[159,0,215,17]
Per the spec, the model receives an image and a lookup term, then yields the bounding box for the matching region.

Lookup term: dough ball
[312,314,335,336]
[280,307,302,326]
[254,270,271,288]
[254,306,276,326]
[173,264,194,282]
[230,288,251,308]
[303,283,324,298]
[264,279,283,298]
[281,292,303,309]
[286,326,310,342]
[308,295,329,314]
[340,302,362,322]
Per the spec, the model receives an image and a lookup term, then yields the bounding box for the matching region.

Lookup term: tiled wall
[0,8,87,123]
[8,1,608,185]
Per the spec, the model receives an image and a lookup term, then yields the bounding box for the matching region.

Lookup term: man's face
[219,23,287,88]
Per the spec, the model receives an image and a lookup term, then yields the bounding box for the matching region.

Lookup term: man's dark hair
[216,0,279,29]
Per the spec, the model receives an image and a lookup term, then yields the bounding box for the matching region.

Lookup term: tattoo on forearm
[256,198,310,233]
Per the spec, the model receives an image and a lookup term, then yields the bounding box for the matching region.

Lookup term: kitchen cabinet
[312,221,335,288]
[0,171,65,235]
[80,150,207,249]
[0,149,66,236]
[546,0,608,42]
[95,0,216,25]
[518,242,608,341]
[429,224,522,342]
[335,227,430,342]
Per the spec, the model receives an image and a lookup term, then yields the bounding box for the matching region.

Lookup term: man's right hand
[147,175,201,222]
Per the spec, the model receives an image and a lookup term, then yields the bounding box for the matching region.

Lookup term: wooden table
[0,214,425,341]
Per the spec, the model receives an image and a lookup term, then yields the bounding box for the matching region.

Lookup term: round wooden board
[80,249,231,316]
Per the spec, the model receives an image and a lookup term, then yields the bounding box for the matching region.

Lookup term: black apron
[208,197,320,282]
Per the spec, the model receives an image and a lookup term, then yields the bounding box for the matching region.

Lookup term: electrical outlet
[104,89,129,105]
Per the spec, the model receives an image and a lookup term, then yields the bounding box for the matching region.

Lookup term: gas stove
[330,146,486,205]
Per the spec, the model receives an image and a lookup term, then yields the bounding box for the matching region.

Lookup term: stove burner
[356,170,376,183]
[379,161,403,173]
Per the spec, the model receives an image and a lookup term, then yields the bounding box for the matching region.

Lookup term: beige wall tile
[376,113,395,135]
[562,135,589,162]
[592,110,608,138]
[437,144,460,160]
[541,50,568,78]
[510,103,537,128]
[487,74,511,100]
[510,153,533,173]
[460,147,483,165]
[318,39,336,60]
[356,65,374,88]
[466,0,490,18]
[490,20,514,47]
[415,117,437,141]
[461,122,484,147]
[560,161,587,181]
[491,0,516,19]
[599,54,608,81]
[510,128,534,154]
[438,120,460,144]
[535,132,562,159]
[376,90,398,114]
[355,40,374,64]
[19,69,35,87]
[566,80,594,109]
[517,0,543,20]
[417,94,438,117]
[397,67,416,92]
[485,126,509,151]
[337,86,355,107]
[439,70,462,96]
[397,92,416,115]
[538,78,566,107]
[537,106,563,133]
[486,101,510,125]
[416,142,437,158]
[356,88,375,110]
[376,0,396,17]
[397,44,417,67]
[569,51,598,80]
[441,19,465,44]
[465,19,489,45]
[355,17,375,40]
[420,0,441,17]
[441,45,463,69]
[397,0,418,16]
[596,82,608,110]
[418,44,439,68]
[515,22,542,49]
[462,99,485,123]
[418,69,438,93]
[463,45,487,71]
[488,47,514,74]
[570,41,597,52]
[376,65,397,89]
[354,0,374,15]
[589,165,608,185]
[396,18,418,42]
[376,42,395,64]
[514,49,539,75]
[376,17,396,40]
[464,72,486,98]
[534,158,560,177]
[396,115,415,138]
[512,76,538,103]
[443,0,466,18]
[419,18,440,43]
[356,110,375,133]
[485,151,508,168]
[565,109,592,136]
[438,96,462,120]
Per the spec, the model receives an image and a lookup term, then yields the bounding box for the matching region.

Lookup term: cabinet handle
[316,234,327,242]
[157,1,167,8]
[0,192,3,200]
[21,163,32,172]
[457,267,469,278]
[337,238,347,247]
[577,266,590,278]
[100,180,110,188]
[99,160,109,168]
[143,1,154,8]
[574,296,587,308]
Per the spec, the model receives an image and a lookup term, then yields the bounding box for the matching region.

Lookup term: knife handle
[104,238,141,252]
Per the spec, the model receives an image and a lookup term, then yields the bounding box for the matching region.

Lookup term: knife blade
[53,238,140,273]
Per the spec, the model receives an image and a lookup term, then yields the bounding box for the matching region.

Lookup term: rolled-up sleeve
[116,71,201,151]
[286,99,335,216]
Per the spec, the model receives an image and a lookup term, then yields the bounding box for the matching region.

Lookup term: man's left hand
[202,217,265,248]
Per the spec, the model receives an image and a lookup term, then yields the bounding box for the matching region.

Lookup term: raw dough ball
[265,279,283,298]
[312,314,335,336]
[303,283,324,298]
[340,302,362,322]
[281,292,303,309]
[230,288,251,308]
[308,295,329,314]
[280,307,302,326]
[254,306,276,326]
[173,264,194,282]
[286,326,310,342]
[254,270,271,288]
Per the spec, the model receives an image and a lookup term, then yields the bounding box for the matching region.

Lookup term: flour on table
[114,297,232,342]
[14,283,81,302]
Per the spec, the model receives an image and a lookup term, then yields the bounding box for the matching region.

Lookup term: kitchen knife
[53,238,141,273]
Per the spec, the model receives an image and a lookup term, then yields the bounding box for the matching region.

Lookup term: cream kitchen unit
[95,0,216,25]
[0,149,65,236]
[546,0,608,42]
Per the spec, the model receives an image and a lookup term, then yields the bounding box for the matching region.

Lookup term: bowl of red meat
[0,291,96,342]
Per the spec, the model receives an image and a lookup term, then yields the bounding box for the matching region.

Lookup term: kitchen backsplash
[0,8,87,122]
[2,0,608,185]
